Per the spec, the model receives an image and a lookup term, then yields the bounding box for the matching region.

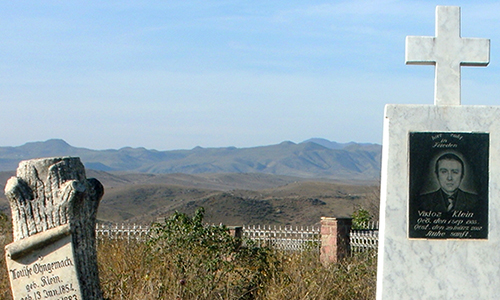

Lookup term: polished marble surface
[377,105,500,299]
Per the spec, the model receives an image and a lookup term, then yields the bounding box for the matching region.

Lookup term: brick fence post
[228,226,243,248]
[320,217,352,265]
[228,226,243,239]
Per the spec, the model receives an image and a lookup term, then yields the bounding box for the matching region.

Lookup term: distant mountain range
[0,138,382,180]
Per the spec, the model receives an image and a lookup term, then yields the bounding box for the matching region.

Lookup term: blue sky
[1,1,499,150]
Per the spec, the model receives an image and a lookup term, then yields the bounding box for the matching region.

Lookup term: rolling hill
[0,139,381,225]
[92,173,379,225]
[0,138,381,180]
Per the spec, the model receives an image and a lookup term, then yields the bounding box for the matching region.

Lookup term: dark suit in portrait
[419,188,478,212]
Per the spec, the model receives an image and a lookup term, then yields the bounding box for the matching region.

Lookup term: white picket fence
[350,221,379,252]
[354,221,379,230]
[242,225,321,252]
[95,222,379,253]
[96,223,150,241]
[350,230,379,252]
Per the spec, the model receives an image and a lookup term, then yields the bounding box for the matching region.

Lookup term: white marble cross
[405,6,490,106]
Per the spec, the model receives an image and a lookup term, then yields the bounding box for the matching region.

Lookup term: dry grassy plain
[0,213,377,300]
[1,171,379,226]
[96,171,379,226]
[0,171,379,299]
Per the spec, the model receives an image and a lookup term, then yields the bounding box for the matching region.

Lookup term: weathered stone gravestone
[377,6,500,299]
[4,157,104,300]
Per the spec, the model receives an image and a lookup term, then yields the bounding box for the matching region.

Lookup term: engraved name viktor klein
[408,132,489,239]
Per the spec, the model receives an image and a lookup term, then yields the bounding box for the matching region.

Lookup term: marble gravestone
[4,157,104,300]
[377,6,500,299]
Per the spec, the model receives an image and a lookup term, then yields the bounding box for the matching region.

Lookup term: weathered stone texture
[5,157,104,300]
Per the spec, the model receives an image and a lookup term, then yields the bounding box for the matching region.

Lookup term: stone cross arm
[405,6,490,106]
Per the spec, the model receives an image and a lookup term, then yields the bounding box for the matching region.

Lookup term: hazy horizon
[2,137,380,151]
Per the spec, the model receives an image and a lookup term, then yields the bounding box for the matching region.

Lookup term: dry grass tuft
[96,239,377,300]
[0,211,13,300]
[259,250,376,300]
[0,209,377,300]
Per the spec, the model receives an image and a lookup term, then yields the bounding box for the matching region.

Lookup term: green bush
[351,207,373,229]
[145,207,276,299]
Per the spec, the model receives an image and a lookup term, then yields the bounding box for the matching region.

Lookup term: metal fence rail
[95,223,379,253]
[350,221,379,252]
[350,230,379,252]
[242,225,321,252]
[96,223,150,241]
[355,221,379,230]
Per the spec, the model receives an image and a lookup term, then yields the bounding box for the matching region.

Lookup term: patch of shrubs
[99,207,278,300]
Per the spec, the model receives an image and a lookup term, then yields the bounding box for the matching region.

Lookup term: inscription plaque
[408,132,489,239]
[5,224,83,300]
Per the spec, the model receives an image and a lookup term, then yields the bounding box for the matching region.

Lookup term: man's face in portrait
[437,158,463,195]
